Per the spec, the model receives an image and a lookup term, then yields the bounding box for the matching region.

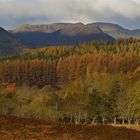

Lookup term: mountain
[2,22,140,56]
[87,22,140,39]
[12,23,74,33]
[0,27,26,56]
[12,23,115,48]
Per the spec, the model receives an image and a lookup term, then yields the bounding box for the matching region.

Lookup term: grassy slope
[0,116,140,140]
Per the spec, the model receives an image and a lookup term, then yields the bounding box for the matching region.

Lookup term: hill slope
[88,22,140,39]
[0,27,25,56]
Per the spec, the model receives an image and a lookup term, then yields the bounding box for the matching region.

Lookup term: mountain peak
[74,22,85,26]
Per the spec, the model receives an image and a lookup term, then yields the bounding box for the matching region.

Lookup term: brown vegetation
[0,116,140,140]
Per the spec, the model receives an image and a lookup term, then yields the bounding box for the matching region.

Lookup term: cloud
[0,0,140,29]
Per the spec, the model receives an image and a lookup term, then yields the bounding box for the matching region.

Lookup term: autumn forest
[0,38,140,125]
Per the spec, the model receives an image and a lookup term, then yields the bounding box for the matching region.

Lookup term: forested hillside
[0,38,140,125]
[0,38,140,86]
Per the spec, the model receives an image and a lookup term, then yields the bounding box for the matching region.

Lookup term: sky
[0,0,140,29]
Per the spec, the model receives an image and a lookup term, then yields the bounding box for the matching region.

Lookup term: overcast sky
[0,0,140,29]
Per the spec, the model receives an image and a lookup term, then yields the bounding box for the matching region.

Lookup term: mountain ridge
[1,22,140,56]
[87,22,140,39]
[12,22,140,43]
[12,22,115,48]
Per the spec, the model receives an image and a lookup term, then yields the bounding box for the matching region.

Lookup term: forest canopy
[0,38,140,86]
[0,38,140,124]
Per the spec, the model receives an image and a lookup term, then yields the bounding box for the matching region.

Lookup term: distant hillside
[88,22,140,39]
[12,23,115,48]
[8,22,140,50]
[0,27,25,56]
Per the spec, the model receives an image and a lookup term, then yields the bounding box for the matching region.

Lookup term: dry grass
[0,116,140,140]
[113,124,140,132]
